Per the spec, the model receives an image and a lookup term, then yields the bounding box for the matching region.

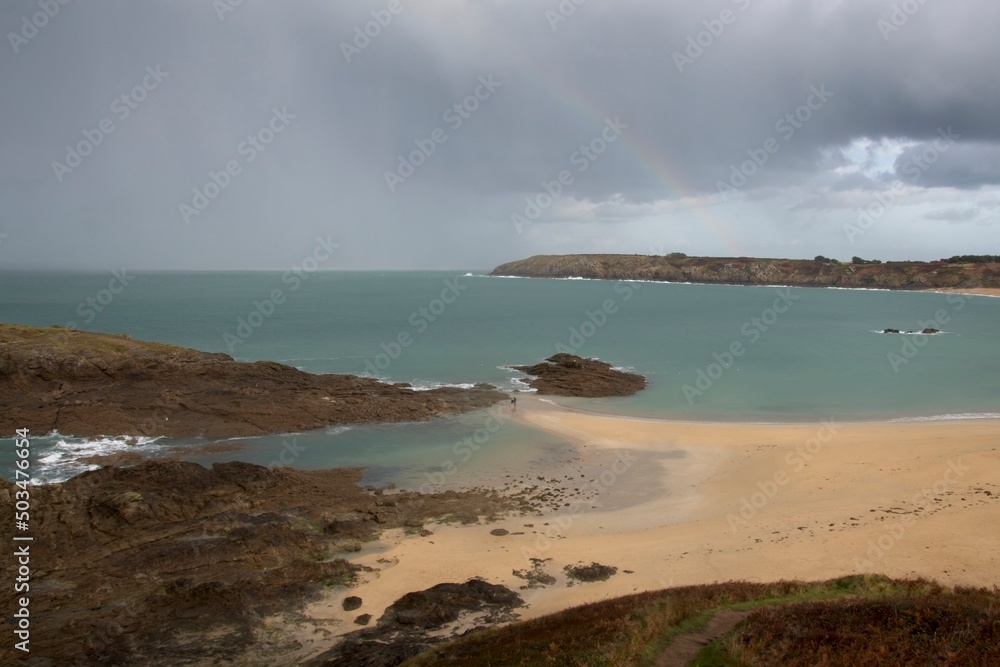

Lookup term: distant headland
[491,254,1000,291]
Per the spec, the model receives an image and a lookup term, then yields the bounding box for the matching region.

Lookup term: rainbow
[517,70,744,256]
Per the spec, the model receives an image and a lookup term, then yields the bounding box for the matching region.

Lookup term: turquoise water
[2,271,998,483]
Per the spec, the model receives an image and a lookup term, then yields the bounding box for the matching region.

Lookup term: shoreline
[297,394,1000,658]
[531,396,1000,426]
[485,272,1000,298]
[923,286,1000,298]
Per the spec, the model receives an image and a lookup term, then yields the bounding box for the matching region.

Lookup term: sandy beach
[298,396,1000,653]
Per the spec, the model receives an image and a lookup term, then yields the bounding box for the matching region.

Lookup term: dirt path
[653,609,752,667]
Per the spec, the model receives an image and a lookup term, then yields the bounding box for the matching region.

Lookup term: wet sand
[299,396,1000,654]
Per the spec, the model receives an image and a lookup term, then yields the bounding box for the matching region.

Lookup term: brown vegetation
[402,576,1000,667]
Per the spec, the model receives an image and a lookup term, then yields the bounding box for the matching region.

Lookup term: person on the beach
[511,395,517,406]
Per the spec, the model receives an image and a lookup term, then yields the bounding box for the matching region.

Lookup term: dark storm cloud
[0,0,998,270]
[895,142,1000,189]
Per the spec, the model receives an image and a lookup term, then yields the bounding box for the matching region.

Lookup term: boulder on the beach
[564,562,619,582]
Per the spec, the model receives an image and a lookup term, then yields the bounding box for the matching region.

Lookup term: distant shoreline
[491,254,1000,292]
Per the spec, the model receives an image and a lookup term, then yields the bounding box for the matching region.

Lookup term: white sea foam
[32,434,165,484]
[409,381,478,391]
[871,330,951,335]
[509,377,538,392]
[889,413,1000,422]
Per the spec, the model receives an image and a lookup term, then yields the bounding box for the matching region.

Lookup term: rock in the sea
[882,328,901,334]
[921,327,941,334]
[512,353,646,397]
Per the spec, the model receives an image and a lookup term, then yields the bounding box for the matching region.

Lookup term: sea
[1,270,998,486]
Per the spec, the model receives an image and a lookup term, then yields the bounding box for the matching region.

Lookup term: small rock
[354,613,372,626]
[343,596,363,611]
[490,528,509,537]
[563,562,618,582]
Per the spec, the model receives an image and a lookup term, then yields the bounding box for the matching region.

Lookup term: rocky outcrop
[513,353,647,397]
[564,562,619,583]
[0,460,517,666]
[491,254,1000,290]
[308,579,524,666]
[881,328,942,335]
[0,324,506,438]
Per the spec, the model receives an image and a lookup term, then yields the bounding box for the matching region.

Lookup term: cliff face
[491,255,1000,290]
[0,324,505,438]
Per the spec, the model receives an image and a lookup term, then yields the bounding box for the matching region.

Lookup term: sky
[1,0,998,271]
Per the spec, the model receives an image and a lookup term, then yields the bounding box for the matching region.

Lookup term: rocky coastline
[491,254,1000,290]
[0,324,506,439]
[0,325,651,664]
[0,460,521,665]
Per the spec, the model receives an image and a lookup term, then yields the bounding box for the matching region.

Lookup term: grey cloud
[1,0,999,270]
[895,142,1000,189]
